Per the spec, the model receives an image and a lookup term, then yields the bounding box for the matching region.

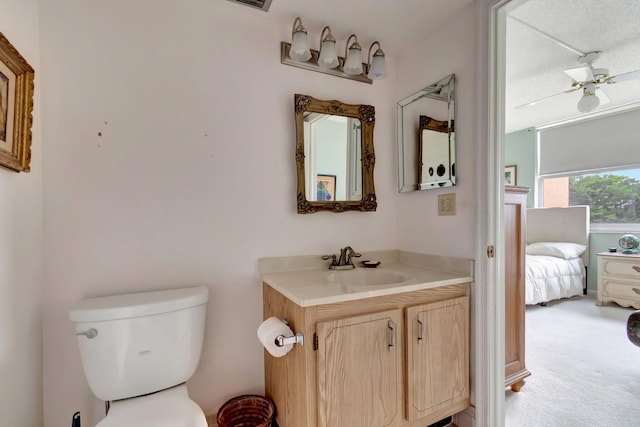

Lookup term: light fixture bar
[280,42,372,84]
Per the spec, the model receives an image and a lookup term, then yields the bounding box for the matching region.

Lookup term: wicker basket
[216,395,275,427]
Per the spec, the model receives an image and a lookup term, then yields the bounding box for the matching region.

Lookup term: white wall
[38,0,399,425]
[395,4,477,260]
[0,0,43,425]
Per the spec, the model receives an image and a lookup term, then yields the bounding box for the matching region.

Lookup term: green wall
[588,232,640,293]
[505,128,536,207]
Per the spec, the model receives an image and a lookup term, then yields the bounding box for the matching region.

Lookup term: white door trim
[474,0,526,425]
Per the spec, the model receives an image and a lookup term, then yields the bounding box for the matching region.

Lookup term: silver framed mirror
[294,94,376,213]
[397,74,456,192]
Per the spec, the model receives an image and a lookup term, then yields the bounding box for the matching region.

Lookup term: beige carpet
[505,295,640,427]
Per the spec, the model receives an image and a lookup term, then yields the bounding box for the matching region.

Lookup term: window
[541,167,640,228]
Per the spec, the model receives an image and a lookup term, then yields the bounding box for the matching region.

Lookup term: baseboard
[206,413,217,427]
[453,405,476,427]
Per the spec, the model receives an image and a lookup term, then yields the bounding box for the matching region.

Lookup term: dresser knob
[633,266,640,273]
[633,288,640,295]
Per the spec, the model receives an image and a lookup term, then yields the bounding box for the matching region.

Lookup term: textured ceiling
[261,0,475,54]
[226,0,640,134]
[506,0,640,132]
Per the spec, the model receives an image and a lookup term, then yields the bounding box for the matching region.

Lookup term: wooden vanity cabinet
[263,282,470,427]
[316,309,404,427]
[405,297,469,422]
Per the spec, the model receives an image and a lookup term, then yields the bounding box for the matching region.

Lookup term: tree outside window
[542,168,640,225]
[569,174,640,223]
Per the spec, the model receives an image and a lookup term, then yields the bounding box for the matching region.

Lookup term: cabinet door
[406,296,469,421]
[316,309,403,427]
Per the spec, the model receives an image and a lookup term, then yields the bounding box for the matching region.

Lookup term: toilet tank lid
[69,286,209,322]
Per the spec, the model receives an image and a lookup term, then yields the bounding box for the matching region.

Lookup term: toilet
[69,286,209,427]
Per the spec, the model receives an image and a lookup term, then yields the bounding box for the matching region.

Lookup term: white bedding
[525,255,584,305]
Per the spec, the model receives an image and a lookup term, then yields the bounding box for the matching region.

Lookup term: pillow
[526,242,586,259]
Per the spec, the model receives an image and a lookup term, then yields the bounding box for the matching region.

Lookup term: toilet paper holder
[274,319,304,347]
[275,332,304,347]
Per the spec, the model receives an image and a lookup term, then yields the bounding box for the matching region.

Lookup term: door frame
[474,0,529,426]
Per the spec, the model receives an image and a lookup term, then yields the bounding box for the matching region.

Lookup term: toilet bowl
[96,384,205,427]
[69,286,209,427]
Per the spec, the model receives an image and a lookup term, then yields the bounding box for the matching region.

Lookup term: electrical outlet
[438,193,456,216]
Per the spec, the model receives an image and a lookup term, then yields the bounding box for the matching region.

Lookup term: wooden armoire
[504,186,530,392]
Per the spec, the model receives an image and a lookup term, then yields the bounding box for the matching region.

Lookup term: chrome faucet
[321,246,362,270]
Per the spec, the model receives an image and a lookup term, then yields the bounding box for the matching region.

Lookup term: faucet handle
[321,254,338,265]
[347,251,361,265]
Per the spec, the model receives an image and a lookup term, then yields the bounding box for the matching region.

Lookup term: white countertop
[259,250,474,307]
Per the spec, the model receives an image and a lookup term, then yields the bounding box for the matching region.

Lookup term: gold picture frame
[0,32,34,172]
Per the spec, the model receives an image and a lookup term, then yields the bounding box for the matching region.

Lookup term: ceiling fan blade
[595,87,610,105]
[607,69,640,83]
[515,87,580,109]
[564,66,594,82]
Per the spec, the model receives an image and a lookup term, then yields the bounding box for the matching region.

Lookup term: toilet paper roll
[257,317,294,357]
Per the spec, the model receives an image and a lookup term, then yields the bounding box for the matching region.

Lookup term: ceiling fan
[518,51,640,112]
[511,16,640,113]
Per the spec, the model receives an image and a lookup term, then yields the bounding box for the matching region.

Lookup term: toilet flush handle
[76,328,98,339]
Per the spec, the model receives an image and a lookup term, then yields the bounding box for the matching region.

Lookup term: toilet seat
[96,384,207,427]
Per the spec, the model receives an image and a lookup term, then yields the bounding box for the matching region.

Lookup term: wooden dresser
[504,186,530,392]
[597,252,640,309]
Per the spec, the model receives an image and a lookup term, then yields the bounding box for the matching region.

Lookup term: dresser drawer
[600,278,640,300]
[600,257,640,280]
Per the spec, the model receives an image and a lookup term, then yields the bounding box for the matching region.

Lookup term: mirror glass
[295,94,376,213]
[397,74,456,192]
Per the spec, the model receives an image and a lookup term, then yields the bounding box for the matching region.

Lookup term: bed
[525,206,590,305]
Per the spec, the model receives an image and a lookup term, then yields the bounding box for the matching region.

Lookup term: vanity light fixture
[366,41,387,80]
[343,34,363,76]
[318,26,339,69]
[281,17,387,84]
[289,17,312,62]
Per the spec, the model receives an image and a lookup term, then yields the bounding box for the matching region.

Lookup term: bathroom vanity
[259,250,473,427]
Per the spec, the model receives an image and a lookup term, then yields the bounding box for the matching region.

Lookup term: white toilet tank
[69,286,209,402]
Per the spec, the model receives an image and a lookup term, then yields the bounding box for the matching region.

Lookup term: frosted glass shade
[318,40,339,69]
[290,31,311,62]
[577,92,599,113]
[343,47,363,75]
[367,54,387,79]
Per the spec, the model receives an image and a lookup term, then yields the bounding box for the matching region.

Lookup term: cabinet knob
[632,266,640,273]
[417,319,424,343]
[633,288,640,295]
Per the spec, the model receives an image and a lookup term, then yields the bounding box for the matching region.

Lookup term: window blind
[538,108,640,175]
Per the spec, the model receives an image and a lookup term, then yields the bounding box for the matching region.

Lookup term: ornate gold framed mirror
[294,94,376,213]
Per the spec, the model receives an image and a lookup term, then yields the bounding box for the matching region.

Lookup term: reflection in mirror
[303,113,362,201]
[418,116,455,189]
[397,74,456,192]
[295,94,376,213]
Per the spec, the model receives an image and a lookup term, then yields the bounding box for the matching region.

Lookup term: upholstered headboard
[526,206,590,267]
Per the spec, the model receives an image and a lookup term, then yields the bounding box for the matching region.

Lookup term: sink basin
[324,269,410,287]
